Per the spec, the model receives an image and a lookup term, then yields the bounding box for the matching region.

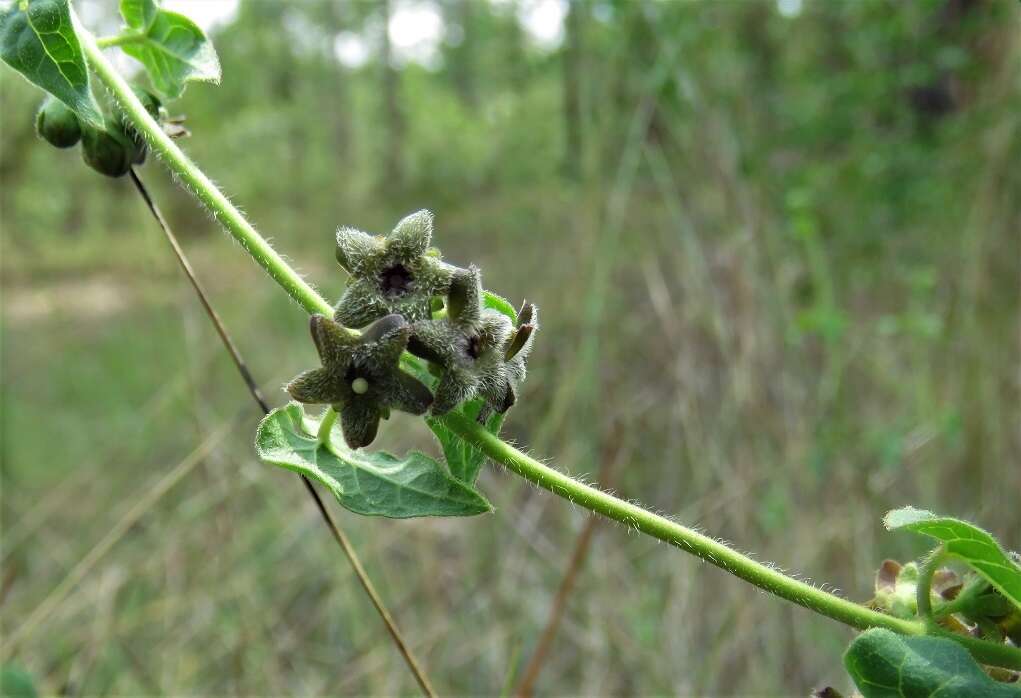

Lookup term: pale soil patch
[2,276,132,323]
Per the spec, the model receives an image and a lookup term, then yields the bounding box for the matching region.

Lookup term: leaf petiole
[916,546,948,620]
[933,578,990,619]
[95,33,144,49]
[317,407,338,444]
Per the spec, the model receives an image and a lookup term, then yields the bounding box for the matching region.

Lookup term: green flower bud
[869,560,923,619]
[133,86,163,119]
[81,125,134,178]
[35,96,81,149]
[122,86,163,165]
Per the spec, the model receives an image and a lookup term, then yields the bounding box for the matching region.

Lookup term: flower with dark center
[334,210,458,328]
[285,314,433,448]
[408,266,516,415]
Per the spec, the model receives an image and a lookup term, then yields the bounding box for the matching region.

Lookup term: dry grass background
[2,1,1020,695]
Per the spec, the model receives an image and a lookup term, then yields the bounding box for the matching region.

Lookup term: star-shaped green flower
[334,210,457,328]
[408,266,517,415]
[285,314,433,448]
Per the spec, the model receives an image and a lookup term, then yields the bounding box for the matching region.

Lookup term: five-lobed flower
[285,314,433,448]
[334,210,457,328]
[408,266,519,415]
[294,212,538,444]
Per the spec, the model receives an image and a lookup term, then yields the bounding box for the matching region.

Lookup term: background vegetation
[2,0,1019,694]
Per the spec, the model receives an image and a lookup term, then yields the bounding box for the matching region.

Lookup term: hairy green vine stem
[443,415,913,634]
[126,169,437,697]
[82,30,1021,673]
[82,33,332,318]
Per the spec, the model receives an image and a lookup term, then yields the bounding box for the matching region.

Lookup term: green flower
[334,210,457,328]
[36,96,81,149]
[408,266,516,415]
[285,314,433,448]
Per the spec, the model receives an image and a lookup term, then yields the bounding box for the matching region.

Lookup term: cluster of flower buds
[870,558,1021,646]
[286,211,537,449]
[34,88,186,178]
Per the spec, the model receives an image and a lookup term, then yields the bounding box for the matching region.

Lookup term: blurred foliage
[1,0,1019,695]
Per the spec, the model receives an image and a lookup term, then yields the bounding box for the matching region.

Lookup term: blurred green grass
[2,0,1020,695]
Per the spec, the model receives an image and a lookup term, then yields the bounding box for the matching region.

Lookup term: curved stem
[441,412,916,634]
[81,32,332,318]
[128,169,272,412]
[127,170,437,697]
[81,22,1021,673]
[440,415,1021,671]
[917,546,947,620]
[934,578,989,619]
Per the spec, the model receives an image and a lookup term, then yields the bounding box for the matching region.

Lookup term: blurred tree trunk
[380,0,405,189]
[561,0,584,179]
[319,1,353,161]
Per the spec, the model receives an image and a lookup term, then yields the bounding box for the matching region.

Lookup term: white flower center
[351,377,370,394]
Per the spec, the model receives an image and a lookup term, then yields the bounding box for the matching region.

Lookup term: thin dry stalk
[515,444,621,698]
[127,169,436,697]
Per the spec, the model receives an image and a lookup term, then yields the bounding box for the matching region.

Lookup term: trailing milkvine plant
[3,1,1020,694]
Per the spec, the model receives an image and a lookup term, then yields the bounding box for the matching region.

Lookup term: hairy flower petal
[285,314,432,448]
[358,314,412,369]
[334,212,458,328]
[341,401,381,449]
[386,371,435,415]
[286,367,348,405]
[334,278,392,328]
[335,227,384,275]
[432,368,477,415]
[310,314,357,365]
[447,265,483,326]
[387,209,433,260]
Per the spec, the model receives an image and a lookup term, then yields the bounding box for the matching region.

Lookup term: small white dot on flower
[352,377,369,394]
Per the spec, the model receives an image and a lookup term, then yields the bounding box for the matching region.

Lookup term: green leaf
[484,290,517,323]
[844,629,1021,698]
[118,0,220,99]
[885,507,1021,612]
[119,0,157,31]
[0,0,103,127]
[427,399,504,485]
[256,402,491,518]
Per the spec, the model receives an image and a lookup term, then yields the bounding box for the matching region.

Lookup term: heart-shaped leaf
[256,402,491,518]
[844,628,1021,698]
[0,0,103,127]
[118,0,220,99]
[885,507,1021,612]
